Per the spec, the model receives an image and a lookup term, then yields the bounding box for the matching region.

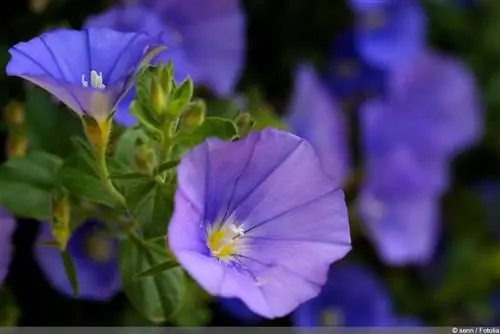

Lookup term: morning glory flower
[34,220,120,300]
[348,0,427,69]
[325,31,386,99]
[142,0,245,96]
[292,263,394,326]
[358,100,444,265]
[286,64,351,183]
[357,185,441,265]
[84,4,192,126]
[6,28,165,122]
[168,128,351,318]
[0,208,16,284]
[387,50,482,157]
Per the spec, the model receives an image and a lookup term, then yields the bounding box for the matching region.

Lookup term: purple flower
[34,220,120,301]
[142,0,245,96]
[292,263,394,326]
[6,28,165,121]
[84,4,192,126]
[0,208,16,284]
[358,100,444,265]
[325,31,386,98]
[348,0,427,69]
[387,50,482,157]
[357,185,441,265]
[286,64,351,183]
[168,128,351,318]
[360,99,450,196]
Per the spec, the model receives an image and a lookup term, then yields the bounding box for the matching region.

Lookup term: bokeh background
[1,0,499,327]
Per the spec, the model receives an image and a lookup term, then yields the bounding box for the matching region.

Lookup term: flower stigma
[85,232,114,263]
[206,221,245,261]
[81,70,106,89]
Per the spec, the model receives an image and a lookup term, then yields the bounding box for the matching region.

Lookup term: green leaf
[171,279,212,327]
[59,138,123,208]
[156,160,180,174]
[24,87,84,158]
[0,151,63,219]
[115,175,175,239]
[174,117,238,149]
[168,78,194,115]
[119,237,185,323]
[60,249,79,297]
[134,259,179,280]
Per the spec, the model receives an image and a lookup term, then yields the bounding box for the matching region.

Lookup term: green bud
[179,100,206,130]
[133,142,157,175]
[159,62,174,98]
[169,78,194,116]
[150,75,166,114]
[51,192,71,251]
[234,112,256,137]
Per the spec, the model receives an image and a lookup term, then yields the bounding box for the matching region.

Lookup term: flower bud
[179,100,206,130]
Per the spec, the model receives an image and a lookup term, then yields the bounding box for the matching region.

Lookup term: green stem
[96,144,126,206]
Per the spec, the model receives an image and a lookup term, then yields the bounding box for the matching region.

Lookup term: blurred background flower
[0,0,498,327]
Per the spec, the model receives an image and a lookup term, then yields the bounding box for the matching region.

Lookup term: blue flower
[0,208,16,284]
[286,64,351,183]
[84,5,192,126]
[142,0,246,96]
[168,128,351,318]
[325,31,386,99]
[348,0,427,69]
[34,220,120,301]
[292,263,394,326]
[6,28,165,122]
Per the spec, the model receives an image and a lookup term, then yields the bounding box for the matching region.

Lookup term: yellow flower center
[86,233,114,263]
[206,222,245,261]
[320,308,343,326]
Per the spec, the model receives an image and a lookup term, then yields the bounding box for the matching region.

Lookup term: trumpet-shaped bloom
[357,185,441,265]
[34,220,120,301]
[286,64,351,183]
[0,208,16,284]
[292,263,394,326]
[359,99,444,265]
[325,31,386,98]
[84,4,192,126]
[6,28,165,121]
[142,0,245,96]
[168,128,351,318]
[388,50,482,157]
[348,0,427,69]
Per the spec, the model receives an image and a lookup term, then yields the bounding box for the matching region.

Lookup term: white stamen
[81,70,106,89]
[81,74,88,87]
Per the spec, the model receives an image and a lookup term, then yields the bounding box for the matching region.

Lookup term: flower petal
[287,64,351,183]
[358,187,441,265]
[7,28,165,115]
[353,0,427,69]
[147,0,246,95]
[292,263,394,326]
[169,128,351,318]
